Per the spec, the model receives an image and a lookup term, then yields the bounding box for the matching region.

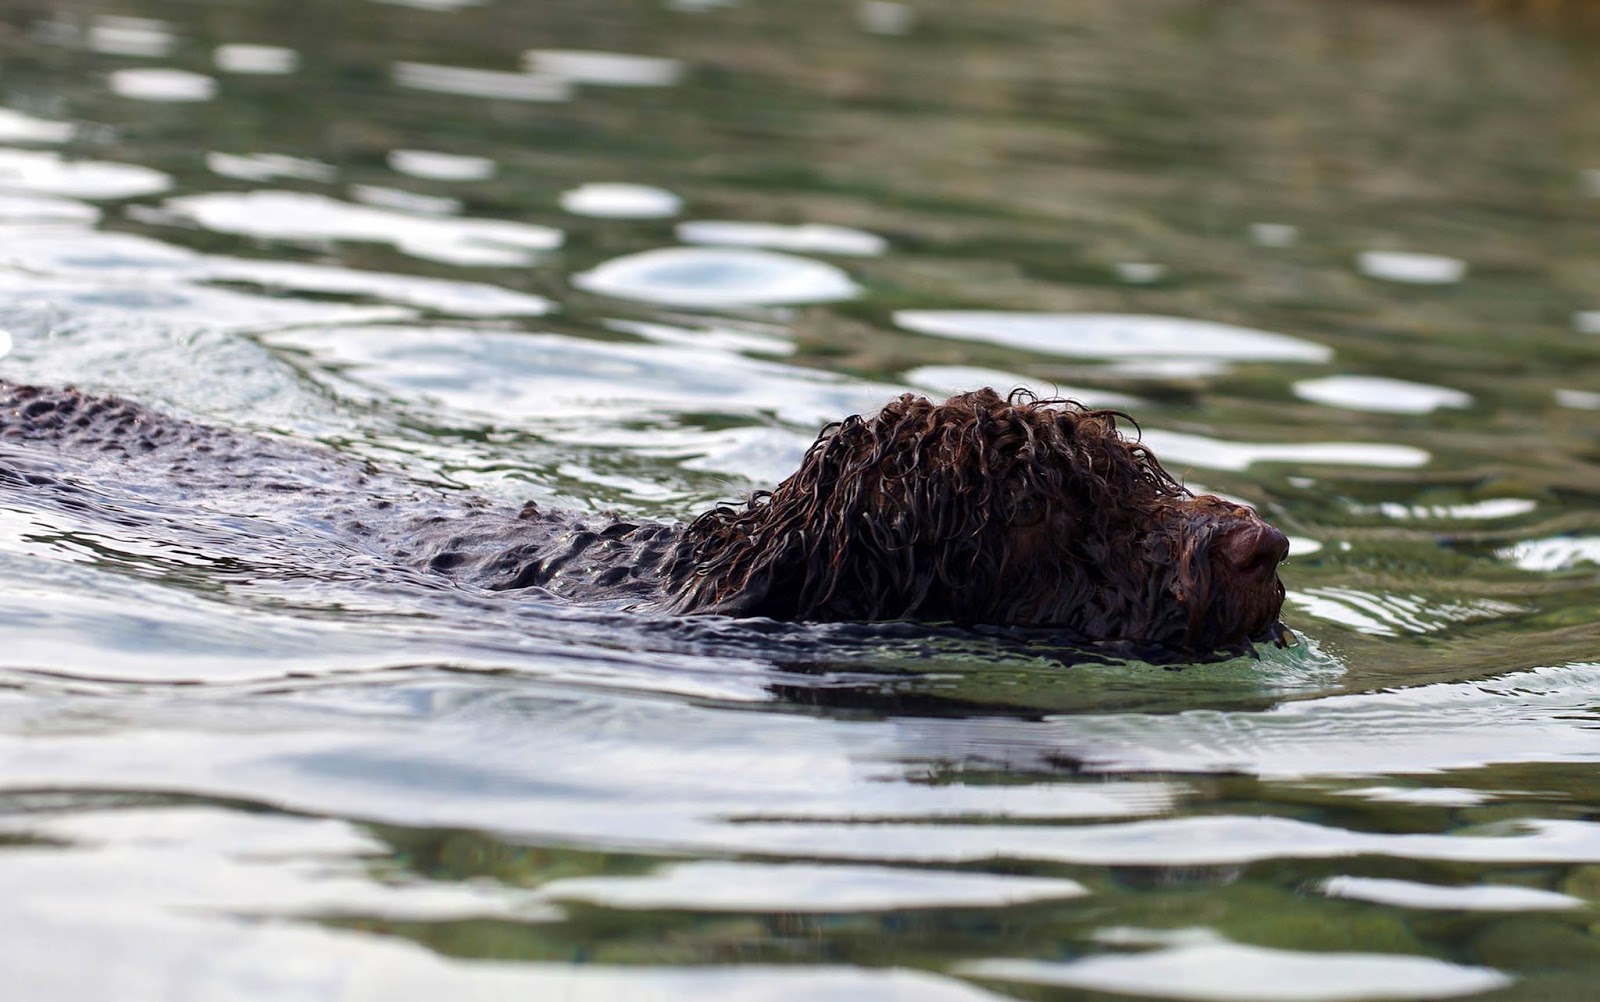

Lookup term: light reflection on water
[2,0,1600,998]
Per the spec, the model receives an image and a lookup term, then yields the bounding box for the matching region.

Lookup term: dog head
[668,389,1289,656]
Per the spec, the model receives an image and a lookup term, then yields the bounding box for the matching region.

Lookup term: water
[0,0,1598,998]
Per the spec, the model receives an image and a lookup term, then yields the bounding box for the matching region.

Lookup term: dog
[0,383,1290,658]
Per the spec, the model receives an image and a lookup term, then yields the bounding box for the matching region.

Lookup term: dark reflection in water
[2,0,1600,999]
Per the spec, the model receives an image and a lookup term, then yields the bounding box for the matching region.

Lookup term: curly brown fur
[664,389,1289,655]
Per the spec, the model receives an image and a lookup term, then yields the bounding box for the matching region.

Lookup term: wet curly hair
[664,388,1289,655]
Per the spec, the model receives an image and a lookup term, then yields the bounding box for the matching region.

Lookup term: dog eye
[1009,495,1045,526]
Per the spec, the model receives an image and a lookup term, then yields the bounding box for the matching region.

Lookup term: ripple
[1288,535,1324,556]
[960,941,1510,1001]
[859,1,917,35]
[1321,876,1581,912]
[1104,357,1232,378]
[0,192,100,223]
[606,317,795,356]
[392,61,570,101]
[0,227,199,274]
[573,247,859,308]
[375,0,484,8]
[0,108,76,144]
[213,44,299,75]
[108,68,218,103]
[1290,587,1522,636]
[0,328,10,359]
[0,149,171,199]
[200,258,553,317]
[902,365,1140,408]
[560,182,682,218]
[87,16,173,58]
[0,807,557,931]
[894,311,1331,362]
[1138,429,1430,471]
[351,183,461,216]
[950,662,1600,783]
[677,220,887,256]
[524,50,685,87]
[0,272,410,334]
[162,190,562,266]
[1249,222,1299,247]
[1368,499,1536,521]
[389,149,496,181]
[1,808,1014,1002]
[1113,261,1166,284]
[1339,787,1497,807]
[1497,536,1600,572]
[1293,375,1471,414]
[1555,388,1600,410]
[262,324,900,434]
[539,861,1087,912]
[1357,251,1467,285]
[205,152,336,182]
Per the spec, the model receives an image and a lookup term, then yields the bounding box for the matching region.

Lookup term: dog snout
[1221,522,1289,578]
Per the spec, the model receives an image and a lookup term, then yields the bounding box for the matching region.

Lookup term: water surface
[2,1,1599,999]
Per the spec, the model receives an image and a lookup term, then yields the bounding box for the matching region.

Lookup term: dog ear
[666,413,919,620]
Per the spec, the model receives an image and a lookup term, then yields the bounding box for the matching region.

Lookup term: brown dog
[1,383,1290,658]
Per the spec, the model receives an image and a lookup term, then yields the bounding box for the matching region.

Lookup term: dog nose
[1221,522,1290,577]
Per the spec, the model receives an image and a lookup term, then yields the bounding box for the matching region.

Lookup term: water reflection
[573,246,860,307]
[1293,375,1471,415]
[86,15,173,57]
[206,151,336,182]
[0,192,99,223]
[1249,222,1299,247]
[107,68,218,102]
[163,190,562,265]
[560,182,682,218]
[903,364,1140,408]
[960,940,1510,1001]
[1320,876,1582,913]
[1497,537,1600,572]
[0,109,76,144]
[389,149,495,182]
[1357,251,1468,285]
[677,219,888,256]
[392,61,570,101]
[1139,429,1430,472]
[213,43,299,75]
[894,311,1332,362]
[203,258,553,316]
[0,149,170,199]
[539,861,1088,911]
[524,50,684,87]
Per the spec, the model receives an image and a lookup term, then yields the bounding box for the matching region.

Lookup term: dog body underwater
[0,383,1290,658]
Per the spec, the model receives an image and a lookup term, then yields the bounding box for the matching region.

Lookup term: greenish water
[1,1,1599,999]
